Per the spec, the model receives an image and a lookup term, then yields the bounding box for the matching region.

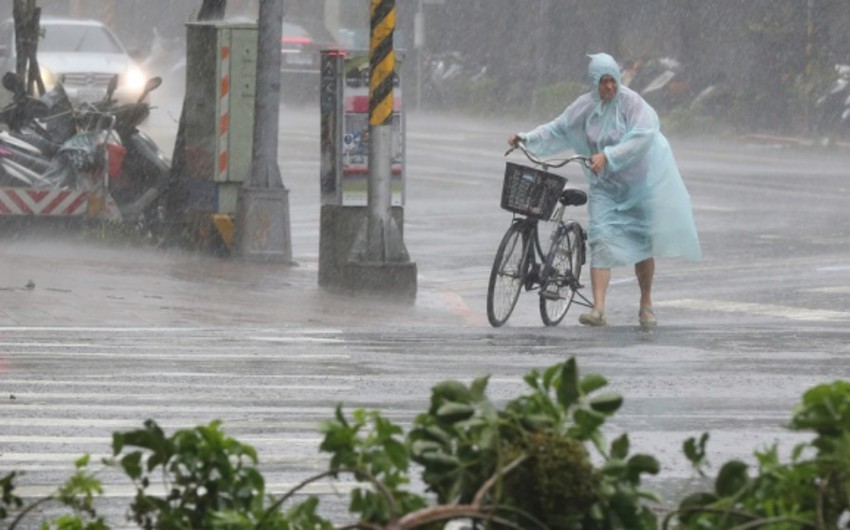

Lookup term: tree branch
[472,454,528,506]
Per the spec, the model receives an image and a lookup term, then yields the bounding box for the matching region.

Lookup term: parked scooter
[626,57,692,114]
[89,75,171,226]
[0,71,171,236]
[0,72,58,185]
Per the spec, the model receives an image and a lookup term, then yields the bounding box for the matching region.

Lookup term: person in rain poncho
[508,53,701,329]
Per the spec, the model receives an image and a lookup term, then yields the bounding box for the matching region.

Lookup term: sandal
[579,308,607,327]
[639,306,657,329]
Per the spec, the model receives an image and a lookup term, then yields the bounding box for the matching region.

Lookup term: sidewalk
[0,233,459,328]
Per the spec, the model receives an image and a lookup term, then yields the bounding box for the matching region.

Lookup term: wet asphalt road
[1,101,849,526]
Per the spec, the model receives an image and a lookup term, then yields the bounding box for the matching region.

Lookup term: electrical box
[181,21,257,214]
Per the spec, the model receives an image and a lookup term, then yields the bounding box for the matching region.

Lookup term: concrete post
[345,0,416,299]
[234,0,293,262]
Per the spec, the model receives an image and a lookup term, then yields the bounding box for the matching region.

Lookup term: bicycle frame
[486,141,592,327]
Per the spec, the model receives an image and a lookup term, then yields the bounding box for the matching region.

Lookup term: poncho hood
[588,53,621,101]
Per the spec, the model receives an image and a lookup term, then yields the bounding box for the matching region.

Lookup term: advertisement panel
[340,55,404,206]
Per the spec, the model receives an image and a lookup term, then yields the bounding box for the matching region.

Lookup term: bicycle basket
[501,162,567,220]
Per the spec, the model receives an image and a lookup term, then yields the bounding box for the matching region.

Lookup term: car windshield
[282,20,337,45]
[40,24,123,54]
[282,22,311,40]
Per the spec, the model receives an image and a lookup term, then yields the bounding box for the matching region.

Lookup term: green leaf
[543,363,561,391]
[677,492,719,524]
[524,369,542,390]
[521,413,556,431]
[479,425,499,451]
[601,460,627,477]
[411,439,443,456]
[419,425,451,446]
[384,439,408,469]
[557,358,581,409]
[573,407,606,434]
[589,392,623,414]
[627,454,660,479]
[417,451,460,469]
[715,460,748,497]
[74,454,91,469]
[581,373,608,394]
[333,404,349,427]
[610,433,630,460]
[436,402,475,422]
[431,380,473,410]
[120,452,144,480]
[470,375,489,399]
[790,380,850,436]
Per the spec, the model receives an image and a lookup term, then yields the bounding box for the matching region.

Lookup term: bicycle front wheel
[539,223,584,326]
[487,223,528,327]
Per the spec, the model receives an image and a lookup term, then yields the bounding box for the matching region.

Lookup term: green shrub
[3,359,850,529]
[669,380,850,529]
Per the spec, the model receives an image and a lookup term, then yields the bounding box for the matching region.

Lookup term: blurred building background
[0,1,375,53]
[2,0,850,135]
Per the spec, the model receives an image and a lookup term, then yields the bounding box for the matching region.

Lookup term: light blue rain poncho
[520,53,702,268]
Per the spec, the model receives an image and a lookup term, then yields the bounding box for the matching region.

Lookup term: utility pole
[345,0,416,299]
[233,0,292,262]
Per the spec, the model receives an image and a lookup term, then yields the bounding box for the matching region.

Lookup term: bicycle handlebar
[505,140,591,169]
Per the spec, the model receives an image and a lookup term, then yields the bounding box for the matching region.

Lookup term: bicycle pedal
[540,289,561,301]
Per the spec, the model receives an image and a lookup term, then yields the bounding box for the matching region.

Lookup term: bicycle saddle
[560,188,588,206]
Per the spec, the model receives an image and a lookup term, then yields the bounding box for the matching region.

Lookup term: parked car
[0,17,147,105]
[280,18,340,103]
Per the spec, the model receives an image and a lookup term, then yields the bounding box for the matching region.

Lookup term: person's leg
[635,258,656,327]
[635,258,654,307]
[579,267,610,326]
[591,267,611,312]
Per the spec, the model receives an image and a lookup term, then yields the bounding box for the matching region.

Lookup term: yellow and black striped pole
[346,0,415,295]
[369,0,395,127]
[365,0,406,261]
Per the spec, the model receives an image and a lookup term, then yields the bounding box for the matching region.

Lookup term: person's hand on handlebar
[589,152,607,174]
[508,133,523,147]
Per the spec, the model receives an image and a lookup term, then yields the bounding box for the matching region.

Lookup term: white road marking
[817,265,850,272]
[0,379,354,391]
[656,298,850,321]
[0,418,324,429]
[0,435,322,445]
[248,336,344,344]
[0,351,350,360]
[805,286,850,294]
[0,327,342,334]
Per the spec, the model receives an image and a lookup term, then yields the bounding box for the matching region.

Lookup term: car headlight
[38,66,57,90]
[123,66,147,92]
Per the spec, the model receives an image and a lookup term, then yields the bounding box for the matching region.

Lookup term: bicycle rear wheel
[539,223,584,326]
[487,223,528,327]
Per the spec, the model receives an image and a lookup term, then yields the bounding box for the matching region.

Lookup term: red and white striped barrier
[0,188,89,216]
[218,45,231,181]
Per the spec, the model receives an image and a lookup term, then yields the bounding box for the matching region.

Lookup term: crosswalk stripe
[804,286,850,294]
[0,435,323,445]
[0,351,350,360]
[1,379,354,391]
[656,298,850,321]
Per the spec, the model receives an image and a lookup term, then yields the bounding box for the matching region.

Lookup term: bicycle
[486,142,592,327]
